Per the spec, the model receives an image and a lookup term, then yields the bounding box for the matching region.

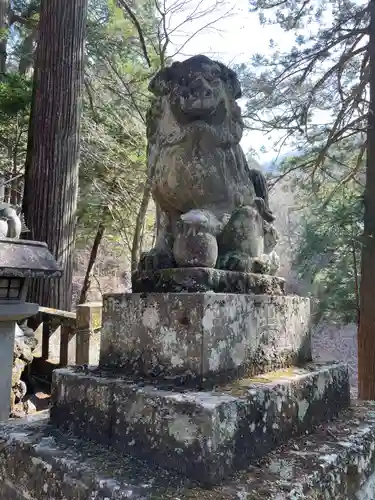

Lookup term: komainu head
[147,55,243,144]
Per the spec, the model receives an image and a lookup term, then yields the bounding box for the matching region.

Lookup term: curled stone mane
[149,55,242,99]
[147,94,243,148]
[146,55,244,148]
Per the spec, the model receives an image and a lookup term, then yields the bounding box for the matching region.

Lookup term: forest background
[0,0,365,344]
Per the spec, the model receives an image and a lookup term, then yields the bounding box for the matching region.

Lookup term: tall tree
[22,0,88,310]
[0,0,9,74]
[358,0,375,399]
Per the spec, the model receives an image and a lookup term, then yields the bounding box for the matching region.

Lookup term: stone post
[0,302,39,420]
[75,302,102,366]
[0,238,62,421]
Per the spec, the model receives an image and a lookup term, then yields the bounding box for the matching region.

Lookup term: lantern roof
[0,239,62,278]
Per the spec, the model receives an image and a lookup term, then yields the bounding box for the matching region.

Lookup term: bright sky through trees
[164,0,295,162]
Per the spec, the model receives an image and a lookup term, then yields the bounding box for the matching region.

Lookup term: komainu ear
[149,61,184,96]
[149,68,170,96]
[227,67,242,100]
[216,62,242,100]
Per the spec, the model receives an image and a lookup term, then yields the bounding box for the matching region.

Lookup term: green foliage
[0,72,31,194]
[0,73,31,116]
[291,149,363,324]
[76,0,158,261]
[0,0,157,255]
[0,1,37,201]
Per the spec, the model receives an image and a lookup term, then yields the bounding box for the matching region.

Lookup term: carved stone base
[50,363,350,485]
[131,267,285,294]
[100,293,311,384]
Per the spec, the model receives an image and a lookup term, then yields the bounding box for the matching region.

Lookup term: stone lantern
[0,237,62,420]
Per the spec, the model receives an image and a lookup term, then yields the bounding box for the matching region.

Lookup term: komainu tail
[248,168,275,222]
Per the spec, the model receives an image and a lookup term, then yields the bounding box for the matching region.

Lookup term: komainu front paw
[251,257,271,275]
[138,249,175,272]
[217,251,253,272]
[217,252,272,274]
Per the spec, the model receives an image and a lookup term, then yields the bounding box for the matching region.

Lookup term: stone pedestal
[0,303,38,420]
[48,288,346,485]
[32,288,349,486]
[132,267,286,294]
[100,293,311,383]
[3,401,375,500]
[50,362,350,484]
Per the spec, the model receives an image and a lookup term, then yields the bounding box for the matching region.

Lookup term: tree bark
[22,0,88,311]
[358,0,375,399]
[0,0,9,74]
[131,182,151,272]
[350,221,360,327]
[78,222,106,305]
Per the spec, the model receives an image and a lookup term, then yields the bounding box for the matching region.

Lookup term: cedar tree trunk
[358,0,375,399]
[22,0,88,311]
[0,0,9,74]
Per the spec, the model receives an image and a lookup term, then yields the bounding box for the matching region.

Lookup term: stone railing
[28,302,102,382]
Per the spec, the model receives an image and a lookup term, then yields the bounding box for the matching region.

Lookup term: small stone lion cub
[139,55,279,275]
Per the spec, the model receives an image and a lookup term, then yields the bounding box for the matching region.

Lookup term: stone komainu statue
[139,55,279,275]
[0,203,28,239]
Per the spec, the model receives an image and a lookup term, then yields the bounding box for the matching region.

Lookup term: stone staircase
[0,286,373,499]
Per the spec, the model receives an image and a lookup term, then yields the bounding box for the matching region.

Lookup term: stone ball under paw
[173,229,218,268]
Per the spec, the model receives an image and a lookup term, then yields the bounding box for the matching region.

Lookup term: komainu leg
[138,205,177,271]
[217,204,269,273]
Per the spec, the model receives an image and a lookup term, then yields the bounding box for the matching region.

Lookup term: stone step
[50,362,350,485]
[1,402,375,499]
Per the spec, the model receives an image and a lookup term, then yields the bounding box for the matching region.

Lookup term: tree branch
[116,0,152,68]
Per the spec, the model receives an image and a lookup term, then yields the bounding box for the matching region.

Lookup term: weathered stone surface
[132,267,285,294]
[52,371,113,446]
[0,203,24,239]
[359,469,375,500]
[11,324,39,414]
[0,304,39,421]
[50,362,349,484]
[0,238,62,278]
[100,292,311,382]
[138,55,280,279]
[173,211,220,268]
[2,401,375,499]
[76,302,102,366]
